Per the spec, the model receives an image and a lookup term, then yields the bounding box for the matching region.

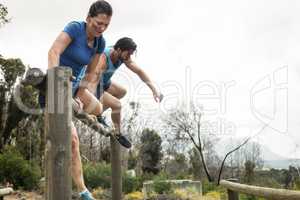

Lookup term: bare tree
[224,139,263,181]
[121,101,146,145]
[163,103,214,182]
[217,137,252,184]
[217,125,267,184]
[121,101,150,170]
[163,102,266,184]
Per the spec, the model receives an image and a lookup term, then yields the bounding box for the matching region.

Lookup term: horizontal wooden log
[72,99,111,137]
[220,180,300,200]
[0,187,13,196]
[22,67,112,137]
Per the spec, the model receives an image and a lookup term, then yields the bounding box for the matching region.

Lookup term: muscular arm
[48,32,72,68]
[125,59,160,99]
[81,53,107,94]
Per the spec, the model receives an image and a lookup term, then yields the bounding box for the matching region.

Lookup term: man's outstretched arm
[125,59,162,102]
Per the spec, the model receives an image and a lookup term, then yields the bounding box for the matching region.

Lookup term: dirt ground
[4,191,43,200]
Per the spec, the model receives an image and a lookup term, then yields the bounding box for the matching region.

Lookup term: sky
[1,0,300,160]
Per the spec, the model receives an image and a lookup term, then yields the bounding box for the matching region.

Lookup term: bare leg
[99,82,127,132]
[100,92,122,133]
[71,122,86,192]
[99,83,131,148]
[76,88,103,116]
[106,82,127,98]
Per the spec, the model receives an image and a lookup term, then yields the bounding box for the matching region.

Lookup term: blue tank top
[100,48,123,86]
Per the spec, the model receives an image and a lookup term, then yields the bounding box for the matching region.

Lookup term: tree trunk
[197,146,214,182]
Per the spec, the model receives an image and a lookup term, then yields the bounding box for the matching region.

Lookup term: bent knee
[84,100,103,114]
[111,100,122,111]
[119,88,127,99]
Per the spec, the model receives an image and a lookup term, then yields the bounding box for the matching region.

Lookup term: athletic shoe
[97,115,109,127]
[79,189,95,200]
[114,134,132,149]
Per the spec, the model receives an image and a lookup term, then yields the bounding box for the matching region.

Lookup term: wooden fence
[220,179,300,200]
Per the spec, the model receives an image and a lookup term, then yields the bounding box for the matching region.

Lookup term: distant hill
[217,138,300,169]
[261,146,300,169]
[263,159,300,169]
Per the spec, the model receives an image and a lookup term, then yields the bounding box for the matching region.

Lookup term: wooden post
[227,179,239,200]
[228,189,239,200]
[45,67,72,200]
[110,137,122,200]
[22,67,124,199]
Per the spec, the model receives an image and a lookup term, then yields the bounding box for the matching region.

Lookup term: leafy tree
[189,147,205,179]
[13,115,43,163]
[282,166,298,189]
[140,128,163,174]
[244,160,255,184]
[0,4,44,170]
[0,3,10,27]
[128,150,138,170]
[165,152,188,179]
[0,56,29,149]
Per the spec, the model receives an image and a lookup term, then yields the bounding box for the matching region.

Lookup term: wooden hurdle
[23,67,122,200]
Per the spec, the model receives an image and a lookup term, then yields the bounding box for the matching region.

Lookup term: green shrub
[141,172,155,182]
[253,175,281,189]
[83,162,111,189]
[152,174,172,194]
[239,194,257,200]
[123,174,142,194]
[0,146,41,190]
[153,180,171,194]
[202,179,217,194]
[294,179,300,190]
[84,162,145,193]
[239,194,267,200]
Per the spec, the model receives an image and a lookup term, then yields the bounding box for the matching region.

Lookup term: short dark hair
[114,37,137,52]
[88,0,113,17]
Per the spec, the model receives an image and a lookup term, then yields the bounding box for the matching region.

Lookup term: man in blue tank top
[80,37,163,144]
[46,1,112,199]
